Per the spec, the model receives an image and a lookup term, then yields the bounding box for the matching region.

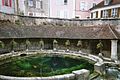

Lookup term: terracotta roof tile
[0,23,119,39]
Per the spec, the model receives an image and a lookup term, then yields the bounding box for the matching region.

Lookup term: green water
[0,54,94,77]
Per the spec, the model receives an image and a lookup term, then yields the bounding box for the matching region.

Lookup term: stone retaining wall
[0,70,90,80]
[0,12,120,26]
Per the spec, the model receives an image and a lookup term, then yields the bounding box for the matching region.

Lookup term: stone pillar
[72,69,90,80]
[111,40,118,60]
[94,62,105,75]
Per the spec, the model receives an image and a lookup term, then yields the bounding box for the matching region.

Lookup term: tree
[53,39,58,51]
[25,39,31,51]
[39,39,44,50]
[97,40,103,53]
[0,41,4,48]
[77,40,82,52]
[65,40,70,51]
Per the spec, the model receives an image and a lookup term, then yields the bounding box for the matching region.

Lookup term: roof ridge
[108,25,118,39]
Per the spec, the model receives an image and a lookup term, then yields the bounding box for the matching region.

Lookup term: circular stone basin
[0,53,94,77]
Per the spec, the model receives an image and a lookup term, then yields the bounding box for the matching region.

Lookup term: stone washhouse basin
[0,50,99,80]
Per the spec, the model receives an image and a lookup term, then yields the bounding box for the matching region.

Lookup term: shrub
[10,39,17,51]
[97,41,103,53]
[0,41,4,48]
[25,39,31,50]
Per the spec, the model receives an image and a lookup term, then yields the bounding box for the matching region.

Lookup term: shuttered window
[2,0,12,7]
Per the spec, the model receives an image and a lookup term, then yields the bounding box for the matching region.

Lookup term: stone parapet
[0,12,120,26]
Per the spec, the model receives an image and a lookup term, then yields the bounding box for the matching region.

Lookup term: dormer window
[104,0,112,5]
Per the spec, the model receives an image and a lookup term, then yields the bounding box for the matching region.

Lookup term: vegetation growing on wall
[65,40,70,51]
[25,39,31,50]
[39,39,44,50]
[97,40,103,53]
[77,40,82,51]
[10,39,18,51]
[0,41,4,48]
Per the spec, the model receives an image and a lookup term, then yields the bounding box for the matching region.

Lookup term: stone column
[111,40,118,60]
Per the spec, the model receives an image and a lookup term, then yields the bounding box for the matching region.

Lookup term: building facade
[0,0,15,14]
[23,0,49,17]
[50,0,75,19]
[90,0,120,19]
[75,0,102,19]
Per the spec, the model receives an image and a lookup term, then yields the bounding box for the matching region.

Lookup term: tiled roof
[90,0,120,10]
[0,22,119,39]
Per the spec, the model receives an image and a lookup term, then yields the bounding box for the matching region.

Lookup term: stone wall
[0,12,120,26]
[0,38,111,58]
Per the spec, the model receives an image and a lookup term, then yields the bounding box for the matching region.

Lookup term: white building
[49,0,75,19]
[90,0,120,19]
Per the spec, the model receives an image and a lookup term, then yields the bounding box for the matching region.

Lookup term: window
[111,8,118,17]
[64,11,67,18]
[57,10,60,17]
[2,0,12,7]
[64,0,67,5]
[36,0,43,9]
[36,1,40,8]
[56,0,62,5]
[102,10,109,18]
[28,12,33,16]
[80,2,86,11]
[28,0,33,7]
[40,0,43,9]
[5,0,9,6]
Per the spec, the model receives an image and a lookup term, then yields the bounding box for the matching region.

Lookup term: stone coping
[0,50,100,80]
[0,73,75,80]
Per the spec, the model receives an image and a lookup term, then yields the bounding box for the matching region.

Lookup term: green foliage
[26,39,31,46]
[10,39,17,48]
[0,41,4,48]
[15,60,32,70]
[65,40,70,46]
[15,20,21,25]
[77,40,82,47]
[97,41,103,53]
[53,39,58,44]
[39,39,44,46]
[25,39,31,50]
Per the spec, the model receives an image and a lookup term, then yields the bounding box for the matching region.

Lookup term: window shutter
[2,0,4,6]
[9,0,12,7]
